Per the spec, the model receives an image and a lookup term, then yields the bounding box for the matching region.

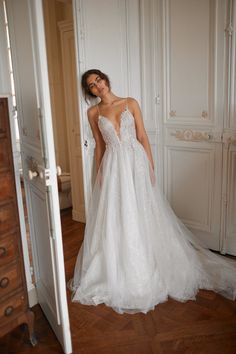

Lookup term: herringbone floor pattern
[1,208,236,354]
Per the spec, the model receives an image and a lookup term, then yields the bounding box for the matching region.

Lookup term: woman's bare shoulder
[127,97,140,111]
[87,105,99,123]
[127,96,139,105]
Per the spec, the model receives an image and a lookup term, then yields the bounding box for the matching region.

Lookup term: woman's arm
[129,98,155,171]
[87,107,106,174]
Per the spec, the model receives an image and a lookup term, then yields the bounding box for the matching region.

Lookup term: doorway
[43,0,85,223]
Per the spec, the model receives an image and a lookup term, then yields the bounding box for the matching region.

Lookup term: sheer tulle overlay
[68,108,236,314]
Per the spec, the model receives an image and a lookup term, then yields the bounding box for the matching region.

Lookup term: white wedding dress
[68,104,236,314]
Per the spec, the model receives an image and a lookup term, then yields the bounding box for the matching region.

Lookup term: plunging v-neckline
[98,109,129,141]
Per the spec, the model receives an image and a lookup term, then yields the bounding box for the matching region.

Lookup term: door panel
[73,0,141,214]
[158,0,226,250]
[224,143,236,254]
[6,0,72,352]
[222,0,236,255]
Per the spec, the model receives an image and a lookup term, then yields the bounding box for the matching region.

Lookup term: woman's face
[86,74,109,97]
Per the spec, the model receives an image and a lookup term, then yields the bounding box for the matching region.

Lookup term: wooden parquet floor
[1,208,236,354]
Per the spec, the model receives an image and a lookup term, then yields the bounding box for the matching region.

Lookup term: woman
[69,69,236,315]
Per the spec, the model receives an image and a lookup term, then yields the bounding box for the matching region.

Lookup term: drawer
[0,232,19,265]
[0,201,17,235]
[0,291,26,328]
[0,261,23,299]
[0,173,15,202]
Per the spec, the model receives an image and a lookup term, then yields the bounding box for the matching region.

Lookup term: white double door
[156,0,236,255]
[77,0,236,256]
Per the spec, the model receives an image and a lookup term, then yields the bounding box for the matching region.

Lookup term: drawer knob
[4,306,14,317]
[0,277,9,288]
[0,247,6,257]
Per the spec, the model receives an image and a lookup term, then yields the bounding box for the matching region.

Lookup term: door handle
[28,170,39,180]
[56,166,62,176]
[39,166,62,179]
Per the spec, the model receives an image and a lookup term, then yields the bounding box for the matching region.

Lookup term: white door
[73,0,142,213]
[154,0,236,253]
[6,0,72,352]
[222,0,236,254]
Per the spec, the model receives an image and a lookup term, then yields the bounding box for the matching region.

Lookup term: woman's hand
[97,168,103,188]
[149,164,156,186]
[130,98,155,175]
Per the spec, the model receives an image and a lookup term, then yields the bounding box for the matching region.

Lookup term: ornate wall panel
[224,145,236,253]
[163,0,221,125]
[166,146,213,231]
[160,0,227,250]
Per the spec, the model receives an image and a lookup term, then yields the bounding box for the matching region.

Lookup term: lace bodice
[98,109,138,150]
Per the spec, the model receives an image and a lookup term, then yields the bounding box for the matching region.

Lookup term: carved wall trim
[165,146,214,232]
[171,129,210,142]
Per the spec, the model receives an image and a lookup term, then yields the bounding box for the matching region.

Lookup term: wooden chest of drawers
[0,97,36,345]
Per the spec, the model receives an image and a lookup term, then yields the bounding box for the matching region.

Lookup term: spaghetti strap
[126,97,128,110]
[96,104,100,116]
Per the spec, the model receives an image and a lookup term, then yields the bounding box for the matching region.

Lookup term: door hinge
[30,266,34,276]
[155,94,160,105]
[44,168,52,186]
[223,194,228,207]
[225,24,233,36]
[38,107,42,119]
[49,226,56,240]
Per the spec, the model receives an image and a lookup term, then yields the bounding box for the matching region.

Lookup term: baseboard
[72,207,85,223]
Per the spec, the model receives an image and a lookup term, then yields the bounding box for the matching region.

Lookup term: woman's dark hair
[81,69,111,101]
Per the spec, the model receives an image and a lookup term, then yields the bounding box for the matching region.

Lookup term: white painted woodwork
[139,0,163,187]
[153,0,232,252]
[74,0,236,254]
[222,0,236,254]
[6,0,72,352]
[224,143,236,253]
[73,0,145,215]
[58,20,85,222]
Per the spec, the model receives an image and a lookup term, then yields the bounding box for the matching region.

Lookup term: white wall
[77,0,141,101]
[74,0,236,253]
[74,0,150,214]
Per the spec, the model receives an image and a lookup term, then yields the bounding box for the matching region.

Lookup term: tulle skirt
[68,141,236,314]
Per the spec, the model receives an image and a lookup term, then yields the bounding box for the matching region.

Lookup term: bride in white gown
[68,69,236,314]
